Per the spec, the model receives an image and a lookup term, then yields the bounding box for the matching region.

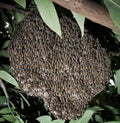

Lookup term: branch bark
[52,0,120,33]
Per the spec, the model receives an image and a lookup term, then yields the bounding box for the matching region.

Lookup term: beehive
[8,10,110,120]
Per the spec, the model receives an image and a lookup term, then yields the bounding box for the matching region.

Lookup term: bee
[8,9,111,120]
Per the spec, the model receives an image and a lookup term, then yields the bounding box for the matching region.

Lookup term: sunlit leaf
[70,119,79,123]
[19,93,30,106]
[0,108,15,114]
[103,121,120,123]
[0,70,19,88]
[34,0,61,37]
[70,110,94,123]
[15,0,26,8]
[103,0,120,31]
[51,119,65,123]
[15,116,24,123]
[0,79,9,99]
[0,108,10,114]
[78,110,94,123]
[2,114,16,123]
[71,11,85,37]
[88,106,104,112]
[20,98,24,109]
[114,70,120,94]
[36,115,52,123]
[9,101,16,110]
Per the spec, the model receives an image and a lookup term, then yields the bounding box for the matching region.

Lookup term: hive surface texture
[8,10,110,120]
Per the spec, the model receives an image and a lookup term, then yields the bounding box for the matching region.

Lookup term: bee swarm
[8,10,110,120]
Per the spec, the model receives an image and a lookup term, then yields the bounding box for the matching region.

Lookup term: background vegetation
[0,0,120,123]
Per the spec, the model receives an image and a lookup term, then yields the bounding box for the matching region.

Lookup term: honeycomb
[8,10,110,120]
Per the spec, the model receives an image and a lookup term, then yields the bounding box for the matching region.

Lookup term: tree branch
[52,0,120,33]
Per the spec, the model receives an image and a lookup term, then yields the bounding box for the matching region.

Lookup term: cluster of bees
[8,9,111,120]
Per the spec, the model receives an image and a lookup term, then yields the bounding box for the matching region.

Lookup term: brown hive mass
[8,10,110,120]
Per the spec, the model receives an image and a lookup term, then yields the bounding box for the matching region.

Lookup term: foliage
[103,0,120,30]
[34,0,85,38]
[103,0,120,42]
[0,70,19,88]
[0,0,120,123]
[71,11,85,37]
[34,0,62,37]
[15,0,26,8]
[114,70,120,94]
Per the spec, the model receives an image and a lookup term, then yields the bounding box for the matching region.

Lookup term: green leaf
[14,12,25,23]
[103,121,120,123]
[104,105,120,121]
[51,119,65,123]
[71,11,85,37]
[69,120,79,123]
[105,105,119,114]
[103,0,120,31]
[1,64,10,72]
[0,108,10,114]
[70,110,94,123]
[19,93,30,107]
[1,40,10,49]
[20,97,24,109]
[113,31,120,42]
[0,96,7,105]
[78,110,94,123]
[0,117,5,122]
[34,0,61,37]
[2,114,16,123]
[15,0,26,8]
[0,70,19,88]
[88,106,104,112]
[95,115,103,123]
[114,70,120,94]
[15,116,24,123]
[0,79,9,99]
[0,108,15,114]
[0,50,9,58]
[36,115,52,123]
